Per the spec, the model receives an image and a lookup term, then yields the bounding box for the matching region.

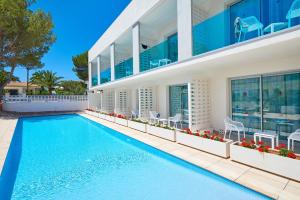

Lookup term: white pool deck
[0,112,300,199]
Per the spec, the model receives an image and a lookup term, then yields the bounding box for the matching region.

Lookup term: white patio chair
[224,116,246,142]
[168,113,182,129]
[288,129,300,151]
[131,110,139,119]
[149,111,159,124]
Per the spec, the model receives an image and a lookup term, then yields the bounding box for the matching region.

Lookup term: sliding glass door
[262,73,300,136]
[169,85,188,125]
[231,72,300,137]
[231,77,261,132]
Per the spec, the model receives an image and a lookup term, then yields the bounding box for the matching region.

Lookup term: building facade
[88,0,300,135]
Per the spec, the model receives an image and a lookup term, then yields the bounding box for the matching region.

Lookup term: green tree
[0,69,20,84]
[56,80,86,95]
[0,0,56,95]
[72,51,88,81]
[31,70,63,94]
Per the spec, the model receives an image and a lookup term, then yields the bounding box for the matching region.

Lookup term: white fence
[3,95,88,113]
[3,95,88,102]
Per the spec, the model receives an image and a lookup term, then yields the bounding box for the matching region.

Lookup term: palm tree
[31,70,63,94]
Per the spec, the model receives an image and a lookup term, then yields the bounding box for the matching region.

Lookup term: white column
[88,62,92,89]
[97,56,101,85]
[188,82,192,129]
[110,44,115,81]
[132,23,140,75]
[177,0,193,61]
[114,89,118,113]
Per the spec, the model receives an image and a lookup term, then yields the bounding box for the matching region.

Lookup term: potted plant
[231,140,300,181]
[146,123,176,141]
[115,114,128,126]
[98,112,107,119]
[176,129,232,158]
[128,118,147,132]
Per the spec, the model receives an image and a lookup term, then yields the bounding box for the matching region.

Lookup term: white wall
[3,101,88,113]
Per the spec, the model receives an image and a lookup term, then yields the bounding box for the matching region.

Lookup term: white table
[159,59,171,66]
[264,22,287,34]
[254,132,279,149]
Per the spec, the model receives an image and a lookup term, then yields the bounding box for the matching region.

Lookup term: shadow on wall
[0,120,23,199]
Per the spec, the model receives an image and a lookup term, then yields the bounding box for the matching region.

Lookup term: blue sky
[14,0,131,81]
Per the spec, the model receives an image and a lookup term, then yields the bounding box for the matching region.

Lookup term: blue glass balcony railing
[140,34,178,72]
[100,68,111,84]
[92,75,98,87]
[192,0,300,56]
[115,58,133,80]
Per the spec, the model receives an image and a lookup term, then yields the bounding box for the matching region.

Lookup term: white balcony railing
[3,95,88,103]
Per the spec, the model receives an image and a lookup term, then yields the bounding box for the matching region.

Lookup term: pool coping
[1,111,299,199]
[81,112,300,200]
[0,114,18,176]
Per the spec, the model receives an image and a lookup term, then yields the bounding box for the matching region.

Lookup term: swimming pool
[0,114,271,200]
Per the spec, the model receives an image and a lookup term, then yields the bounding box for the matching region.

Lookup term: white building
[88,0,300,134]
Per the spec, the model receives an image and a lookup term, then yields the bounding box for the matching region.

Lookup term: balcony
[100,48,111,84]
[192,0,300,56]
[91,60,98,87]
[115,57,133,80]
[115,30,133,80]
[100,68,111,84]
[139,0,178,73]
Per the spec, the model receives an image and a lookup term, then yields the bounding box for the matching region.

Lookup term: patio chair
[288,129,300,151]
[234,16,263,42]
[168,113,183,129]
[131,110,139,119]
[286,0,300,27]
[224,116,246,142]
[149,111,159,124]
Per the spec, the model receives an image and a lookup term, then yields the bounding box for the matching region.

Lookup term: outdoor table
[264,22,287,34]
[254,132,279,149]
[159,59,171,66]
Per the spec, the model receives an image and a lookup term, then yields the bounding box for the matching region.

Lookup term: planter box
[85,110,98,117]
[128,120,147,132]
[115,118,128,126]
[147,125,175,141]
[231,142,300,181]
[176,131,232,158]
[98,113,107,120]
[105,115,115,122]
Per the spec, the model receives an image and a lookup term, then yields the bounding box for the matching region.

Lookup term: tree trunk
[0,66,16,99]
[26,68,29,94]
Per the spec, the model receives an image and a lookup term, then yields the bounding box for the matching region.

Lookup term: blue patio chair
[234,16,263,42]
[286,0,300,27]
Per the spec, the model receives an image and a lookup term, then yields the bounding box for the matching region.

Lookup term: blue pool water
[0,114,271,200]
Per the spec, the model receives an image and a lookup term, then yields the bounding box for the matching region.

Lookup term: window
[231,72,300,136]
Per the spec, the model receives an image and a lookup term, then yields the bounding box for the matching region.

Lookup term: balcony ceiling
[139,0,177,40]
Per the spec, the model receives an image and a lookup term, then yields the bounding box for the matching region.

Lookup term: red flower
[257,147,263,152]
[257,141,264,145]
[250,140,256,144]
[287,152,297,159]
